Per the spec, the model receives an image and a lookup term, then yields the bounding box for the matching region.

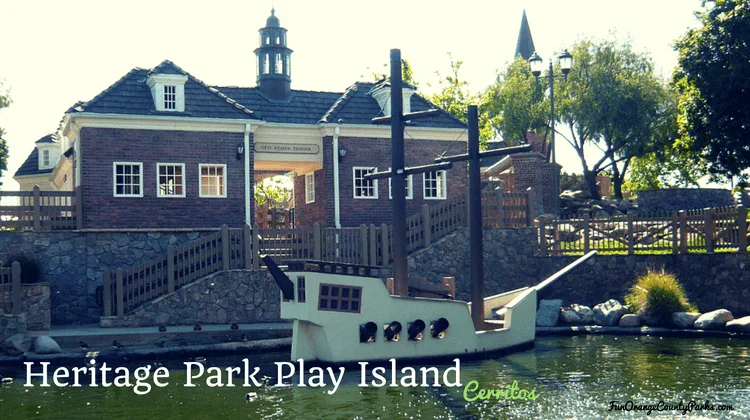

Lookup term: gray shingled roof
[215,87,341,125]
[34,134,58,144]
[14,148,52,177]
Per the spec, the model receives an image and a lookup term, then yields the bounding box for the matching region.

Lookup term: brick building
[14,9,467,229]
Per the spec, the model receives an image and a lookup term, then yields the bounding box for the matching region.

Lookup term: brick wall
[292,168,327,226]
[80,127,251,228]
[510,153,558,214]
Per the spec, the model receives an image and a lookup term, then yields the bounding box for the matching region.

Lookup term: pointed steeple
[515,10,536,60]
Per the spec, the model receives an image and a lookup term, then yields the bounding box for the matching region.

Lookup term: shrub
[1,254,41,284]
[625,269,696,325]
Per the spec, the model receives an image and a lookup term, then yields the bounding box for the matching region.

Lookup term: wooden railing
[0,262,22,315]
[539,206,749,256]
[0,186,81,231]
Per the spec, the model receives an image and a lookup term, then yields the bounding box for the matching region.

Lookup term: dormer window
[370,84,416,116]
[164,85,176,110]
[42,150,50,167]
[146,73,187,112]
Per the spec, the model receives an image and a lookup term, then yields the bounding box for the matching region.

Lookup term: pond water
[1,335,749,419]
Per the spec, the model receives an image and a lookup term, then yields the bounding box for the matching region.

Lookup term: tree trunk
[584,170,601,200]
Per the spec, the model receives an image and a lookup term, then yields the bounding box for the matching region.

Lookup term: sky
[0,0,703,190]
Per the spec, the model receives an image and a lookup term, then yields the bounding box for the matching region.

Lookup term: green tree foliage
[254,175,292,207]
[673,0,750,180]
[373,59,419,89]
[0,82,9,182]
[483,56,550,147]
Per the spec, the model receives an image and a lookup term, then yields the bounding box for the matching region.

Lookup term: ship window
[297,276,306,302]
[318,283,362,313]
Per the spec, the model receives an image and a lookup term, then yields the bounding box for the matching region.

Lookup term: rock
[618,314,640,327]
[693,309,733,330]
[33,335,62,354]
[671,312,700,329]
[560,304,594,325]
[2,334,32,355]
[593,299,628,326]
[618,199,633,212]
[726,316,750,333]
[536,299,562,327]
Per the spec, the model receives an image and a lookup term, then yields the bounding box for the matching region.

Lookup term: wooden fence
[539,206,749,256]
[0,186,81,231]
[0,262,22,315]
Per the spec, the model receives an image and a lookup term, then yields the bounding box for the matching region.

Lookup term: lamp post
[528,49,572,215]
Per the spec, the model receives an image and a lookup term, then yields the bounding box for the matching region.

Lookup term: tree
[0,82,9,183]
[254,175,292,207]
[673,0,750,180]
[373,58,419,88]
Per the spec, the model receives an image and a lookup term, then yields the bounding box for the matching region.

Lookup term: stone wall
[0,230,217,325]
[0,313,25,342]
[638,188,733,214]
[21,283,51,331]
[407,227,750,316]
[101,270,280,328]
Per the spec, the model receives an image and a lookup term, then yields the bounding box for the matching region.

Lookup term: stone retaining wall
[407,227,750,316]
[100,270,280,328]
[21,283,50,331]
[0,230,217,325]
[637,188,733,214]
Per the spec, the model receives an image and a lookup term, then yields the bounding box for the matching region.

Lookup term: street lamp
[529,49,572,216]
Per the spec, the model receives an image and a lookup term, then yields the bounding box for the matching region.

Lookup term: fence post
[739,205,747,254]
[539,218,547,256]
[497,189,505,227]
[465,189,471,228]
[679,210,688,254]
[313,223,321,260]
[360,224,368,265]
[526,187,536,227]
[252,224,261,269]
[11,261,21,315]
[422,204,431,247]
[627,212,634,255]
[369,224,377,266]
[221,225,230,271]
[381,223,389,265]
[705,208,714,253]
[167,247,176,292]
[116,268,124,317]
[75,188,83,230]
[583,213,590,253]
[671,212,679,254]
[243,224,252,269]
[102,269,111,317]
[33,185,41,232]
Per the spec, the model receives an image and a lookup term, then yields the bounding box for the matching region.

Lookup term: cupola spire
[255,8,293,100]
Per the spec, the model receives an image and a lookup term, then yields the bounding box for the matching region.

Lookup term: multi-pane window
[305,173,315,203]
[297,276,306,303]
[353,167,377,199]
[157,164,185,197]
[318,284,361,313]
[164,85,176,110]
[424,170,447,199]
[42,150,50,167]
[275,54,283,74]
[388,168,413,199]
[199,164,226,198]
[113,162,143,197]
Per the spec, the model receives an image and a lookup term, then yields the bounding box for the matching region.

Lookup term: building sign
[255,143,319,154]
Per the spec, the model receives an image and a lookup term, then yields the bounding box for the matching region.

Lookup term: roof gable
[14,148,53,178]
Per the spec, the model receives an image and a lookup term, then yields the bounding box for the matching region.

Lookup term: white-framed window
[163,85,176,110]
[275,54,283,74]
[285,54,291,75]
[199,164,226,198]
[113,162,143,197]
[305,173,315,204]
[157,163,185,197]
[42,150,50,167]
[353,167,378,199]
[263,53,270,74]
[388,168,413,199]
[423,170,447,200]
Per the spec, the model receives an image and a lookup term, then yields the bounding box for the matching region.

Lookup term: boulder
[725,316,750,333]
[33,335,62,354]
[671,312,700,329]
[618,314,640,327]
[693,309,733,330]
[2,334,32,356]
[593,299,628,326]
[560,304,595,325]
[536,299,563,327]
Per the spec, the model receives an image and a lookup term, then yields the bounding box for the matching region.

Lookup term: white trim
[388,168,413,199]
[352,167,378,199]
[423,170,447,200]
[332,126,341,228]
[305,172,315,204]
[66,113,260,134]
[113,162,144,197]
[244,123,252,225]
[198,164,227,198]
[156,163,186,198]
